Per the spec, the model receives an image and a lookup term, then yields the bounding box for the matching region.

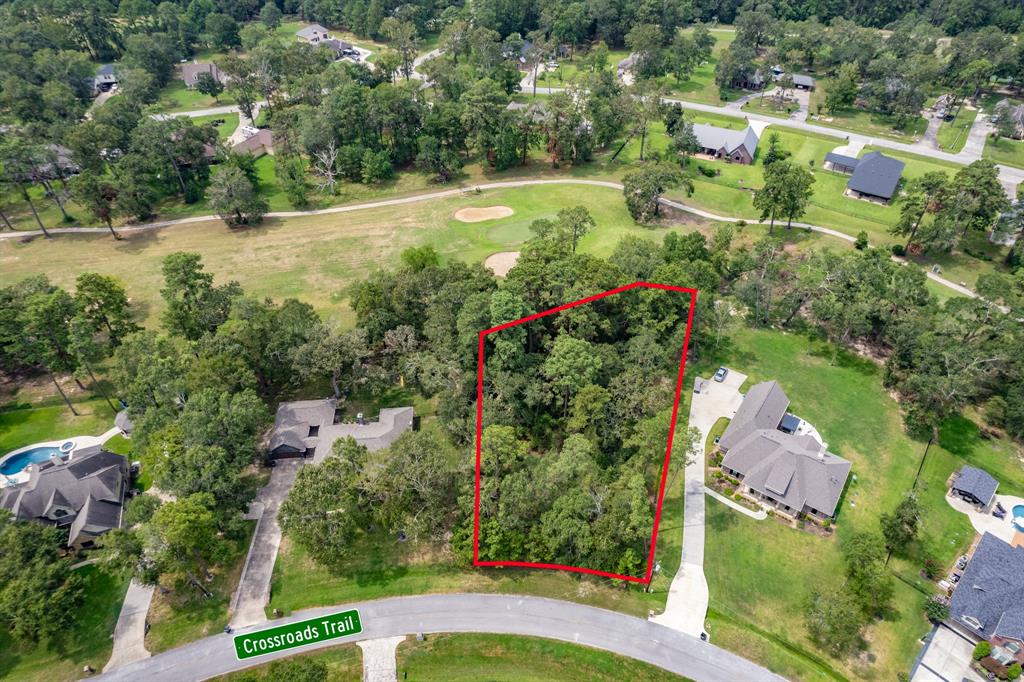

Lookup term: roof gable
[950,533,1024,640]
[847,151,904,199]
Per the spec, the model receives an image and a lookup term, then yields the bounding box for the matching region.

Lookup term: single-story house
[947,532,1024,666]
[738,69,766,91]
[86,64,118,96]
[950,465,999,509]
[297,23,330,44]
[843,151,905,203]
[0,449,128,550]
[823,151,860,175]
[994,99,1024,139]
[791,74,815,91]
[617,53,637,75]
[182,62,228,89]
[267,398,414,461]
[231,128,274,156]
[719,381,852,520]
[692,123,761,164]
[322,38,356,59]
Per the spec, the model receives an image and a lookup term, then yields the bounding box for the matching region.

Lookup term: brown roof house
[182,62,228,89]
[231,128,275,156]
[267,399,414,461]
[719,381,851,520]
[0,449,128,550]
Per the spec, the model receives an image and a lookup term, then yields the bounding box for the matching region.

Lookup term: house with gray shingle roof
[268,398,414,461]
[719,381,851,520]
[692,123,761,165]
[947,532,1024,666]
[181,62,228,89]
[951,465,999,509]
[296,23,330,44]
[845,151,904,203]
[0,449,128,549]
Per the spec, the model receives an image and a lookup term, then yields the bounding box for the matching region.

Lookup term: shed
[951,465,999,508]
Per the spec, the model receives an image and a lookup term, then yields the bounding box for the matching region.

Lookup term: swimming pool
[1013,504,1024,532]
[0,444,71,476]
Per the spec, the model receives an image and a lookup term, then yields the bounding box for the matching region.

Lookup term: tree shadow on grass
[937,414,980,459]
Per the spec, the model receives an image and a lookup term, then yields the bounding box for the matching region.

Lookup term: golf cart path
[0,179,983,302]
[97,593,785,682]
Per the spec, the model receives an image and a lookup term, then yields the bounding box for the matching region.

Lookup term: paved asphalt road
[98,594,786,682]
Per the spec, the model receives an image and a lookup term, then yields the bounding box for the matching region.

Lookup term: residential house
[181,62,227,89]
[739,69,766,91]
[231,128,275,156]
[0,449,129,550]
[791,74,815,91]
[506,100,547,123]
[296,23,330,44]
[616,53,638,77]
[993,99,1024,139]
[267,398,414,461]
[947,532,1024,667]
[933,93,955,119]
[86,64,118,96]
[692,123,761,164]
[950,465,999,509]
[719,381,852,520]
[824,150,904,203]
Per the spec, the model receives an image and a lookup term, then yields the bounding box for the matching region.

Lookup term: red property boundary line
[473,281,698,584]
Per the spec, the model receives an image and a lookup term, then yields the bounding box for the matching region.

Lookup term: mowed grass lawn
[984,135,1024,170]
[395,634,687,681]
[935,106,978,153]
[0,396,117,454]
[214,634,688,681]
[699,327,995,681]
[668,28,743,104]
[0,565,129,682]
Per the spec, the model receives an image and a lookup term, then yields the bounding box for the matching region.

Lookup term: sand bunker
[484,251,520,277]
[454,205,514,222]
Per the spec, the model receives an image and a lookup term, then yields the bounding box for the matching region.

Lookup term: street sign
[233,609,362,660]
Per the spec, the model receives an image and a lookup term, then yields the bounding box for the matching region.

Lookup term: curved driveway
[97,593,785,682]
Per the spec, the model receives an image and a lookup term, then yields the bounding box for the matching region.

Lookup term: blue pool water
[1013,504,1024,531]
[0,447,65,476]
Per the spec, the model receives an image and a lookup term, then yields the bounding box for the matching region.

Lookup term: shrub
[697,164,716,178]
[822,519,832,530]
[736,219,747,228]
[924,597,949,622]
[733,493,742,502]
[973,641,991,661]
[1008,662,1021,681]
[985,396,1008,428]
[854,231,869,250]
[923,556,940,580]
[891,243,906,257]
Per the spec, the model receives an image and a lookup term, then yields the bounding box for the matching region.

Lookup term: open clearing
[454,205,515,222]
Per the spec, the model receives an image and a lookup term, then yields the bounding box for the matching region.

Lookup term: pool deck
[0,427,123,486]
[946,492,1024,544]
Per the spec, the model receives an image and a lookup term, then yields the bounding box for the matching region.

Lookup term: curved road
[0,177,980,300]
[97,593,785,682]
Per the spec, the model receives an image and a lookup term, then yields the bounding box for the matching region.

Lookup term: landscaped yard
[191,112,240,140]
[0,396,117,454]
[699,327,992,681]
[0,565,129,682]
[150,79,236,114]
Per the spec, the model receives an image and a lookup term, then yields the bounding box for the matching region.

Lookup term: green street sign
[234,610,362,660]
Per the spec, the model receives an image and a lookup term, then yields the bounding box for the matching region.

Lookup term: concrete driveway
[652,368,746,637]
[229,459,302,628]
[103,579,155,672]
[912,626,986,682]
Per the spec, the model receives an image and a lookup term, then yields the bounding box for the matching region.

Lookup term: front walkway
[946,492,1024,545]
[229,459,303,628]
[103,579,155,672]
[651,369,746,637]
[704,487,768,520]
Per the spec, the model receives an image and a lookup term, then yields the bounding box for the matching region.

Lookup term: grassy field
[984,135,1024,170]
[191,112,240,140]
[0,395,117,454]
[395,634,688,681]
[698,326,1007,681]
[742,93,801,119]
[0,565,129,682]
[809,81,928,142]
[668,28,743,104]
[213,645,363,680]
[145,521,257,653]
[935,107,978,153]
[151,79,237,114]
